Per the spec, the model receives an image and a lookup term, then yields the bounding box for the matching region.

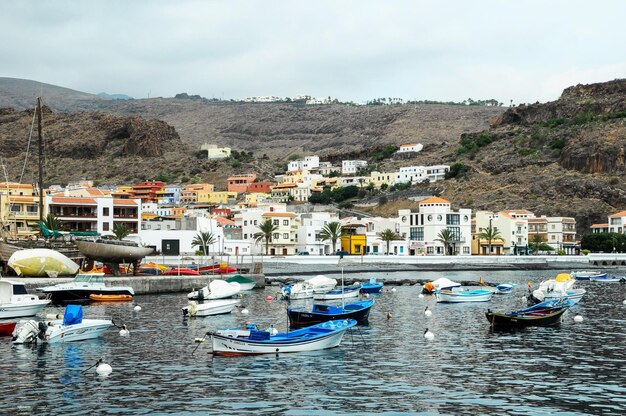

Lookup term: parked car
[297,251,310,256]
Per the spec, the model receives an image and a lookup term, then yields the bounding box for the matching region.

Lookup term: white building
[398,197,472,256]
[475,210,528,255]
[395,166,427,185]
[139,217,223,255]
[425,165,450,182]
[288,155,320,172]
[397,143,423,154]
[342,160,368,175]
[200,144,231,159]
[296,212,340,255]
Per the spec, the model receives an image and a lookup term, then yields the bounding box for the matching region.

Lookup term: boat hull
[0,300,50,319]
[313,287,361,300]
[436,289,493,303]
[8,249,79,277]
[209,320,354,356]
[89,294,133,302]
[42,288,135,304]
[182,299,239,317]
[45,319,112,343]
[571,272,608,281]
[288,300,374,328]
[541,289,586,305]
[0,321,17,336]
[75,240,153,262]
[360,283,383,293]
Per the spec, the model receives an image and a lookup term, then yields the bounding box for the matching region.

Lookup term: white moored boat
[188,279,241,300]
[182,299,240,317]
[8,248,79,277]
[39,273,135,304]
[531,273,586,305]
[207,319,356,356]
[435,289,494,303]
[12,305,112,344]
[281,275,338,300]
[313,285,361,300]
[0,278,51,319]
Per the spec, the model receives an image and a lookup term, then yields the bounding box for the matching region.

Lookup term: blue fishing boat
[570,271,608,281]
[494,283,516,294]
[288,299,375,328]
[360,277,384,294]
[207,319,357,356]
[588,275,626,283]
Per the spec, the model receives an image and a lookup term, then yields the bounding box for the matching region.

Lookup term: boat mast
[36,97,44,223]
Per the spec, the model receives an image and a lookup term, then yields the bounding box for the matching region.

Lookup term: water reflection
[0,271,624,415]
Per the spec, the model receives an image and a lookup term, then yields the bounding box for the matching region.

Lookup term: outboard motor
[12,320,41,344]
[38,321,48,340]
[197,288,204,301]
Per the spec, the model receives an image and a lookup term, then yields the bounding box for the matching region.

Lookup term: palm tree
[43,213,63,231]
[253,219,278,255]
[477,224,502,255]
[379,228,399,255]
[192,231,216,256]
[113,223,131,241]
[435,228,455,255]
[530,233,543,255]
[320,221,344,254]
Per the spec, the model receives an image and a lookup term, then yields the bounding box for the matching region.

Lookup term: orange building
[227,174,257,193]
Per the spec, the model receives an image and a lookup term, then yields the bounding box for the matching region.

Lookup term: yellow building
[197,191,238,204]
[368,171,397,189]
[0,183,43,239]
[340,224,367,255]
[245,192,271,206]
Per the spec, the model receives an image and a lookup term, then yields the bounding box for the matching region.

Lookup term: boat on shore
[162,267,200,276]
[0,279,51,319]
[288,299,375,328]
[206,319,356,356]
[8,248,79,277]
[39,273,135,304]
[75,238,153,263]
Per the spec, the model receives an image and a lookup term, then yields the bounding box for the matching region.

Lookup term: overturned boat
[75,238,153,263]
[8,248,79,277]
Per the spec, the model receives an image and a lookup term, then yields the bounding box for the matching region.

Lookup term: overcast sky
[2,1,625,104]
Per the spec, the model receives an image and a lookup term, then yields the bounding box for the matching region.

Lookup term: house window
[273,220,279,225]
[244,234,247,239]
[283,220,289,226]
[283,233,289,239]
[427,246,434,254]
[463,247,470,254]
[103,223,109,231]
[447,227,460,241]
[254,220,257,225]
[273,233,279,239]
[103,207,109,216]
[446,214,459,225]
[244,220,247,226]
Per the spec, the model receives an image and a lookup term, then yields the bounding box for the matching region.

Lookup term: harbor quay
[12,253,625,295]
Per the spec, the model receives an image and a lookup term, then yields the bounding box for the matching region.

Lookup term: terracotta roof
[86,188,111,196]
[419,196,450,205]
[498,211,514,219]
[591,223,609,227]
[609,210,626,218]
[400,143,418,147]
[9,196,37,202]
[50,197,96,204]
[215,216,236,226]
[528,218,548,223]
[262,212,297,217]
[506,209,535,215]
[113,199,137,206]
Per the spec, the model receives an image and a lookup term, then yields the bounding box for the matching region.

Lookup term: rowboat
[206,319,356,356]
[493,283,516,294]
[422,277,461,294]
[360,277,384,294]
[182,299,240,317]
[435,288,493,303]
[589,275,626,283]
[570,271,608,281]
[89,294,133,302]
[288,299,375,328]
[313,284,361,300]
[486,299,573,328]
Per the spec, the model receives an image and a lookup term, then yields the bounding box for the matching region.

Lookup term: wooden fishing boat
[207,319,356,356]
[288,299,375,328]
[486,299,572,328]
[89,294,133,302]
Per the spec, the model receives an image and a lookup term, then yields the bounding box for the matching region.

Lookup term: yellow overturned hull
[8,249,79,277]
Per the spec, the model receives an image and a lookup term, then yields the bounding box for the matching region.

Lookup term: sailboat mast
[36,97,44,223]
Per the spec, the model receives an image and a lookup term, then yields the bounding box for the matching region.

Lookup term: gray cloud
[1,0,625,104]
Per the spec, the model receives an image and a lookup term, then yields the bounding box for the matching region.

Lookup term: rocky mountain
[1,77,625,234]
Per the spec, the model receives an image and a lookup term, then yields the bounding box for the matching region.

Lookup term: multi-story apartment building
[608,210,626,233]
[288,155,320,172]
[155,186,181,204]
[0,183,42,239]
[296,212,340,255]
[261,211,298,256]
[129,181,164,203]
[474,210,526,255]
[342,160,368,175]
[398,197,472,256]
[227,174,256,193]
[46,196,141,234]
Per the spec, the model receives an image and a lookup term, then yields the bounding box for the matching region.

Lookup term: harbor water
[0,270,624,415]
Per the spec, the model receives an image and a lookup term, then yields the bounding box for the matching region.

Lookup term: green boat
[226,275,256,291]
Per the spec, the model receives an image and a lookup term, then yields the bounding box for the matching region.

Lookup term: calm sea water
[1,270,625,415]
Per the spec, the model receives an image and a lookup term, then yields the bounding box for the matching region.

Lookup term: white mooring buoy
[134,305,141,312]
[424,307,432,317]
[96,359,112,376]
[574,315,584,323]
[424,328,434,340]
